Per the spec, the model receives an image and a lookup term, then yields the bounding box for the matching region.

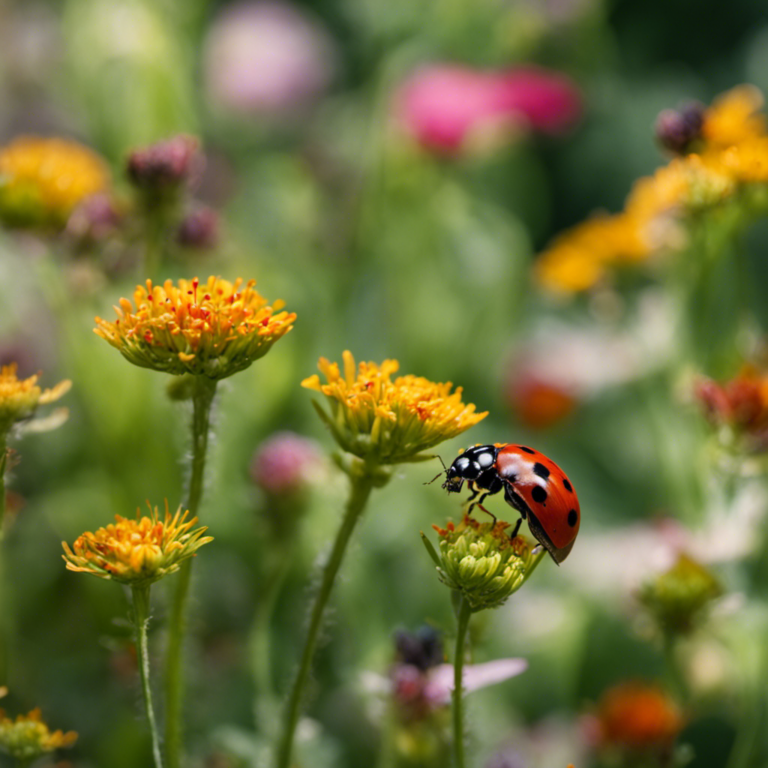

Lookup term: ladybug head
[442,452,478,493]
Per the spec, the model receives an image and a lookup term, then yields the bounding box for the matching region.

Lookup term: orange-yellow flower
[0,136,110,227]
[534,213,647,293]
[302,351,487,464]
[62,502,213,585]
[0,363,71,434]
[702,85,767,149]
[94,276,296,379]
[595,682,683,751]
[0,708,77,761]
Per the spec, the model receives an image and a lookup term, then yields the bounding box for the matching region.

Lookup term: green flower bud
[638,554,721,637]
[422,515,542,612]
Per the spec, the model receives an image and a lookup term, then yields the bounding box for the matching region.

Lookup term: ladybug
[442,444,580,564]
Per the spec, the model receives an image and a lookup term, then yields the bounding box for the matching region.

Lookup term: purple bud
[66,192,122,242]
[250,431,322,496]
[655,102,705,154]
[126,135,202,192]
[176,206,219,250]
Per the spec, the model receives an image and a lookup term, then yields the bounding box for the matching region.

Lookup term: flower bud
[66,192,122,243]
[638,553,721,637]
[176,205,219,249]
[422,515,538,611]
[655,103,704,155]
[250,431,322,497]
[126,135,202,202]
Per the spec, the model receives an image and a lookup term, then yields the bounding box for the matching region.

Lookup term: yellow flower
[702,85,767,149]
[0,136,110,227]
[0,708,77,761]
[715,136,768,183]
[0,363,71,434]
[62,502,213,585]
[94,276,296,379]
[302,351,487,464]
[534,213,647,293]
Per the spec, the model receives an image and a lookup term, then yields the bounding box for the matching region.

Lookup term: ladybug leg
[509,518,522,540]
[468,492,497,524]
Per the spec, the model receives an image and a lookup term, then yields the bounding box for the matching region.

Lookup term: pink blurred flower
[204,1,335,116]
[250,431,323,496]
[394,64,581,155]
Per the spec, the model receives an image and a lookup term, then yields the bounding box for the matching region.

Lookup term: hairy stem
[452,596,472,768]
[164,376,217,768]
[275,467,377,768]
[132,584,164,768]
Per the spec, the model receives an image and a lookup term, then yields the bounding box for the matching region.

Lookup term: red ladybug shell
[495,444,580,564]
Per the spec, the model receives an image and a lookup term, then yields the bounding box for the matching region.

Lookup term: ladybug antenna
[424,455,447,485]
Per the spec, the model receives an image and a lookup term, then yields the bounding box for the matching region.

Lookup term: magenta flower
[394,64,582,155]
[250,431,323,496]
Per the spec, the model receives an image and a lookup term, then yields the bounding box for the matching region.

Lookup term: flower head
[126,135,202,200]
[250,431,323,497]
[62,502,213,585]
[94,276,296,379]
[302,351,486,464]
[394,64,581,156]
[638,553,721,637]
[655,103,705,155]
[594,681,684,752]
[0,363,71,435]
[177,205,220,249]
[0,136,110,227]
[422,515,539,611]
[0,708,77,762]
[701,85,767,149]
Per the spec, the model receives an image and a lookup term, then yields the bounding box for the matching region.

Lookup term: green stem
[132,584,164,768]
[452,596,472,768]
[275,466,377,768]
[143,210,167,278]
[0,433,7,537]
[164,376,217,768]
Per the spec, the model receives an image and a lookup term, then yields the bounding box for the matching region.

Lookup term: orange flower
[302,351,487,464]
[695,366,768,432]
[95,276,296,379]
[63,502,213,585]
[0,708,77,761]
[596,682,683,750]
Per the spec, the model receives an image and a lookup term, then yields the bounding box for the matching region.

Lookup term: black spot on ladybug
[567,509,578,527]
[562,478,573,493]
[518,446,536,454]
[533,462,550,479]
[531,486,547,504]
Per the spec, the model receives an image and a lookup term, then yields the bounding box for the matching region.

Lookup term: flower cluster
[0,363,71,435]
[302,351,486,465]
[0,708,77,762]
[536,85,768,293]
[422,515,537,611]
[62,503,213,585]
[694,365,768,450]
[0,136,110,227]
[94,276,296,379]
[638,554,721,637]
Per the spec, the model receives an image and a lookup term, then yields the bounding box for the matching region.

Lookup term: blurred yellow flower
[0,363,71,434]
[302,351,487,464]
[0,136,110,227]
[94,276,296,379]
[0,708,77,762]
[534,214,647,293]
[702,84,767,149]
[62,502,213,585]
